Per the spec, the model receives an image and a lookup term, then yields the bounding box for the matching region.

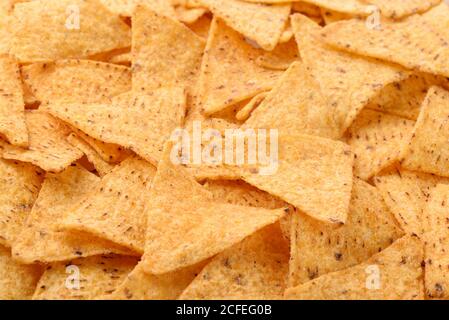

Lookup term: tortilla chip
[285,235,424,300]
[141,144,287,274]
[292,14,408,135]
[289,179,403,287]
[188,14,212,39]
[367,73,449,121]
[21,60,131,105]
[1,111,83,173]
[0,55,28,147]
[235,92,268,121]
[11,0,131,63]
[197,0,291,51]
[33,254,138,300]
[175,5,207,24]
[108,52,131,66]
[12,164,135,264]
[199,18,282,115]
[374,168,449,237]
[241,134,354,224]
[105,261,205,300]
[297,0,368,15]
[243,61,339,139]
[101,0,177,17]
[423,184,449,299]
[364,0,441,19]
[59,157,155,253]
[292,1,322,17]
[0,245,42,300]
[321,8,354,24]
[321,4,449,78]
[345,109,415,180]
[401,86,449,177]
[255,39,299,71]
[0,159,42,248]
[180,224,289,299]
[0,3,13,55]
[67,134,115,177]
[132,5,205,93]
[45,88,186,166]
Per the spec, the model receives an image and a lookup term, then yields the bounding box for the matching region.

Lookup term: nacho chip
[0,159,42,248]
[108,52,132,66]
[45,88,186,166]
[321,4,449,78]
[292,1,322,17]
[59,157,155,253]
[0,2,13,55]
[235,91,268,122]
[199,18,282,115]
[285,235,424,300]
[175,5,207,24]
[363,0,441,19]
[141,144,287,274]
[297,0,368,15]
[241,134,354,225]
[132,5,205,92]
[422,184,449,299]
[367,73,449,120]
[292,14,408,134]
[21,60,131,105]
[374,168,449,237]
[321,8,354,24]
[255,39,299,71]
[401,86,449,177]
[197,0,291,51]
[0,55,28,147]
[345,109,415,180]
[243,61,339,139]
[33,254,138,300]
[180,224,289,299]
[12,164,134,264]
[0,245,42,300]
[289,179,403,287]
[11,0,131,63]
[67,134,115,177]
[105,261,205,300]
[1,111,83,173]
[101,0,177,17]
[188,14,212,38]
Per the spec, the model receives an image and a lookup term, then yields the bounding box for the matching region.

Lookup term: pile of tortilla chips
[0,0,448,301]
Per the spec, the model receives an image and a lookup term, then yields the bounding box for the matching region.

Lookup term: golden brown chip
[289,179,403,287]
[33,254,138,300]
[296,0,369,15]
[11,0,131,63]
[285,235,424,300]
[321,8,354,24]
[60,157,155,253]
[188,14,212,39]
[180,224,289,299]
[292,1,322,17]
[255,39,300,71]
[12,164,134,264]
[132,5,205,92]
[1,111,83,173]
[0,2,13,55]
[21,60,131,105]
[0,245,42,300]
[235,91,268,122]
[101,0,177,17]
[345,109,415,180]
[401,86,449,177]
[0,159,42,248]
[363,0,441,19]
[175,5,207,24]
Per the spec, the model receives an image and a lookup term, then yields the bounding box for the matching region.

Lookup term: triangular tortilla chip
[292,14,409,134]
[374,168,449,237]
[141,144,287,274]
[401,86,449,177]
[0,55,28,147]
[21,60,131,105]
[67,134,115,177]
[33,254,138,300]
[105,261,206,300]
[197,0,291,51]
[345,109,415,180]
[12,164,134,264]
[0,245,42,300]
[243,61,339,139]
[422,184,449,299]
[0,3,13,55]
[289,179,403,287]
[367,73,449,121]
[296,0,368,15]
[321,4,449,78]
[363,0,441,19]
[101,0,177,17]
[11,0,131,63]
[44,88,186,166]
[175,6,207,24]
[255,39,299,71]
[285,235,424,300]
[59,157,156,253]
[1,111,83,173]
[132,5,205,92]
[180,224,289,299]
[0,159,42,248]
[235,91,268,121]
[199,18,282,115]
[241,134,354,224]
